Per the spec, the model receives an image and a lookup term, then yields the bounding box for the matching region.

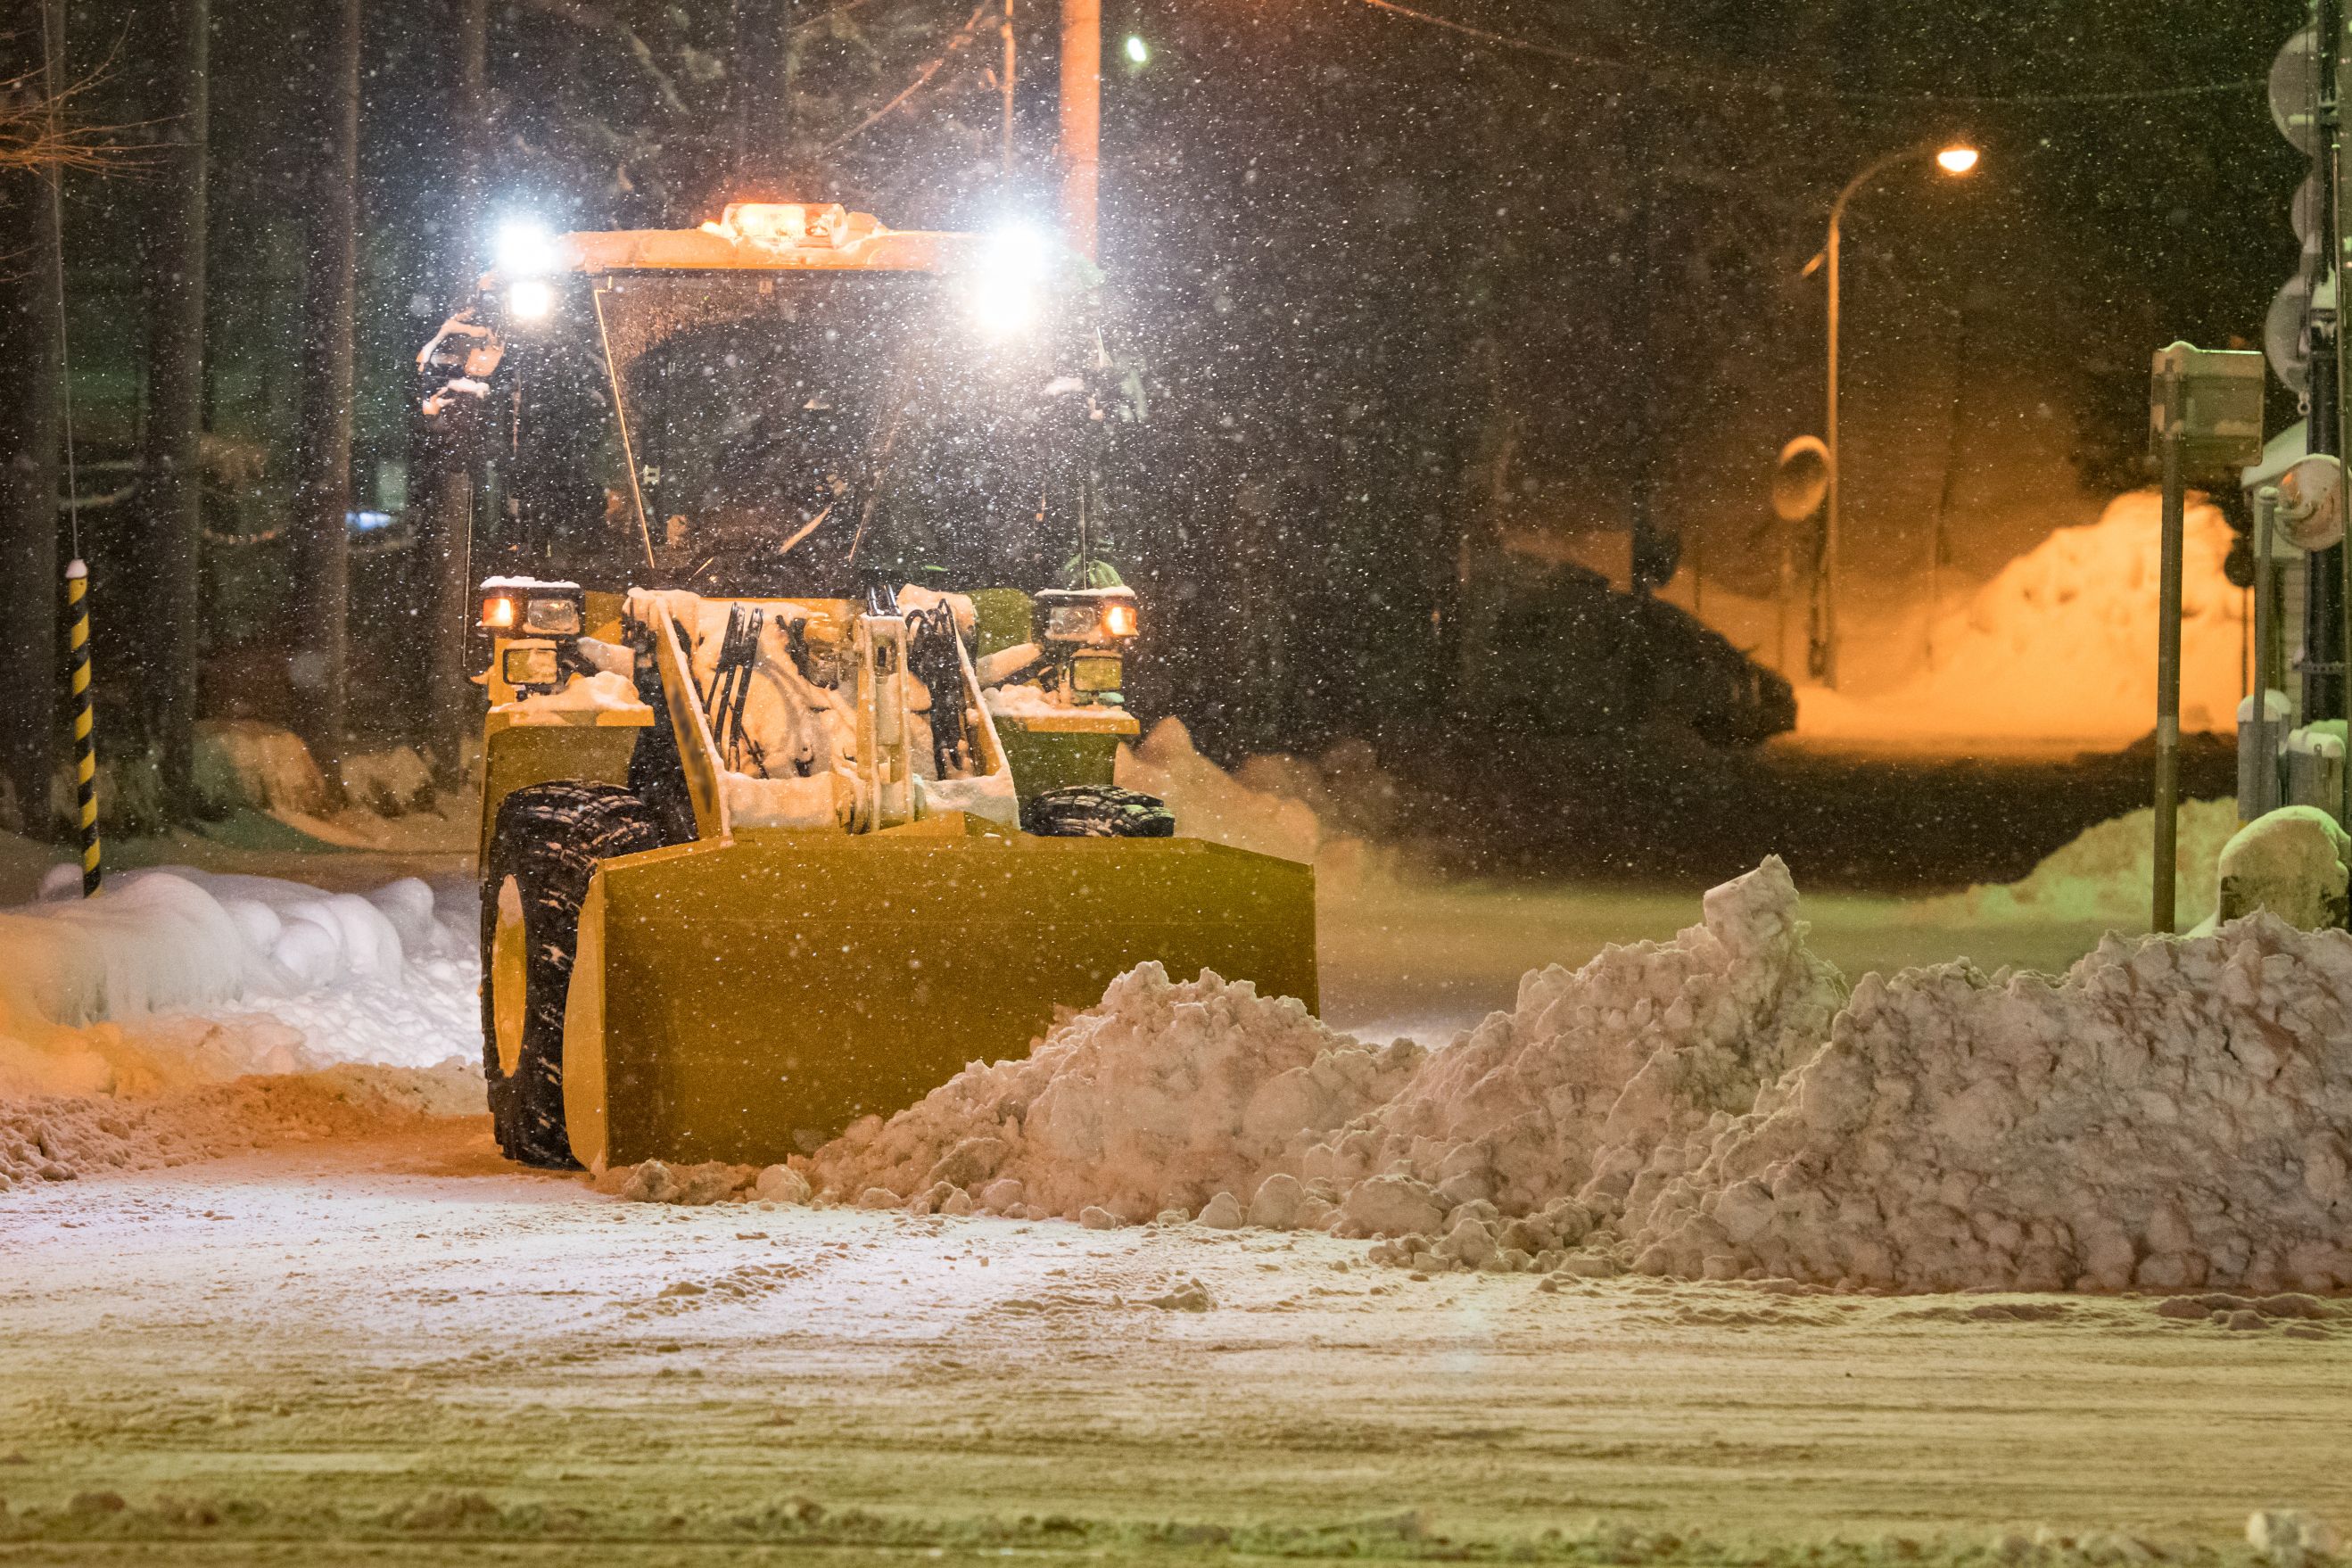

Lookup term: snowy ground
[3,1122,2347,1564]
[4,794,2348,1562]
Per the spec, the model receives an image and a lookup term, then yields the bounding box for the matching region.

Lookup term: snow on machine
[421,203,1316,1170]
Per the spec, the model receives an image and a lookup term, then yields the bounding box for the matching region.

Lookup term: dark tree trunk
[141,0,210,815]
[293,0,359,765]
[0,23,65,838]
[416,0,488,774]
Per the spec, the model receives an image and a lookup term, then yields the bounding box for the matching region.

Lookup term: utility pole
[293,0,359,766]
[1001,0,1016,176]
[1058,0,1098,260]
[142,0,210,814]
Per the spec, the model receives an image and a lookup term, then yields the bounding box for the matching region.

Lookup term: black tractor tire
[1022,784,1176,838]
[480,781,668,1168]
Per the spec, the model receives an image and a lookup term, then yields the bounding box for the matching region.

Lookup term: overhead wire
[1342,0,2265,109]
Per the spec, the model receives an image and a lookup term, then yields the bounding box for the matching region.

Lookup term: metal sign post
[2149,343,2265,933]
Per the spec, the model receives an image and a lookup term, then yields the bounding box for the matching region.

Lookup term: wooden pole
[1058,0,1098,260]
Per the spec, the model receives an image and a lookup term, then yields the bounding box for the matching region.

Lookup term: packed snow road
[3,804,2347,1564]
[3,1122,2348,1566]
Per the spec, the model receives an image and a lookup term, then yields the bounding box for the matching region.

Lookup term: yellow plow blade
[562,824,1316,1169]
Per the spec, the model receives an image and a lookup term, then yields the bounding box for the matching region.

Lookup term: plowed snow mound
[1624,915,2352,1293]
[1797,490,2245,746]
[0,1062,483,1189]
[805,962,1424,1223]
[1301,859,1845,1218]
[1915,797,2238,929]
[0,870,478,1099]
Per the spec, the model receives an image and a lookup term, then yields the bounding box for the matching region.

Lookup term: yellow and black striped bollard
[66,558,100,896]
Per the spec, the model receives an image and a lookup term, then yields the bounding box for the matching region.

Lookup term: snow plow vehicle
[421,204,1316,1170]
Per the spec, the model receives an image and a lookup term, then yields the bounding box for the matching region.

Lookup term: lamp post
[1811,139,1977,688]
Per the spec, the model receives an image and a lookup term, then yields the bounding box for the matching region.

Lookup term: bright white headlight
[508,278,557,320]
[494,219,560,277]
[969,225,1052,336]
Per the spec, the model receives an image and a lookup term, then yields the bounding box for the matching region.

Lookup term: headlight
[1037,590,1141,647]
[524,596,581,635]
[482,577,584,634]
[1045,604,1103,641]
[494,219,560,276]
[508,278,556,321]
[969,224,1052,338]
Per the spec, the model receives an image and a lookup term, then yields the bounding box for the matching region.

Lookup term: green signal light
[1124,34,1150,65]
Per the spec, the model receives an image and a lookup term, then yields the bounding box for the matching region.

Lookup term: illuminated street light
[1806,140,1984,688]
[1124,34,1150,65]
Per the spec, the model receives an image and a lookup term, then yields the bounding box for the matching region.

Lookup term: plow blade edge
[562,830,1316,1168]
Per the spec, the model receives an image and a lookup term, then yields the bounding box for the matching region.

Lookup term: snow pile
[1115,717,1330,865]
[805,961,1424,1223]
[194,722,438,819]
[1919,797,2238,930]
[0,1061,483,1190]
[778,854,2352,1297]
[0,870,479,1100]
[194,721,332,817]
[1797,490,2246,747]
[1623,913,2352,1292]
[1306,860,1845,1264]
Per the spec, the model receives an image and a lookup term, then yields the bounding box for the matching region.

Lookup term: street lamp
[1808,139,1979,688]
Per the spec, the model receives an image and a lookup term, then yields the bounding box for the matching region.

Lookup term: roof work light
[969,224,1053,337]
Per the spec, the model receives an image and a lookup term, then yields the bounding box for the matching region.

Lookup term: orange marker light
[482,595,518,631]
[1102,602,1137,638]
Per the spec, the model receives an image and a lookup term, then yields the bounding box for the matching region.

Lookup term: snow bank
[1626,914,2352,1293]
[194,721,438,819]
[0,870,479,1100]
[805,961,1424,1223]
[1918,797,2238,930]
[0,1062,483,1189]
[1304,859,1844,1219]
[1797,490,2246,747]
[194,721,332,817]
[785,854,2352,1296]
[1115,717,1331,866]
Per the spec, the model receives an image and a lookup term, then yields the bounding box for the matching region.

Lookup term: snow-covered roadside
[0,869,480,1102]
[774,858,2352,1296]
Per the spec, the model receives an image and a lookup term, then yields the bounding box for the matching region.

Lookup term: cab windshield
[492,269,1083,594]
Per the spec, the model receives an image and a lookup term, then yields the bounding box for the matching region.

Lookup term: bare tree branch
[508,0,689,114]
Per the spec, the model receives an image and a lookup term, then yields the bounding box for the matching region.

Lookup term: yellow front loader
[428,205,1315,1169]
